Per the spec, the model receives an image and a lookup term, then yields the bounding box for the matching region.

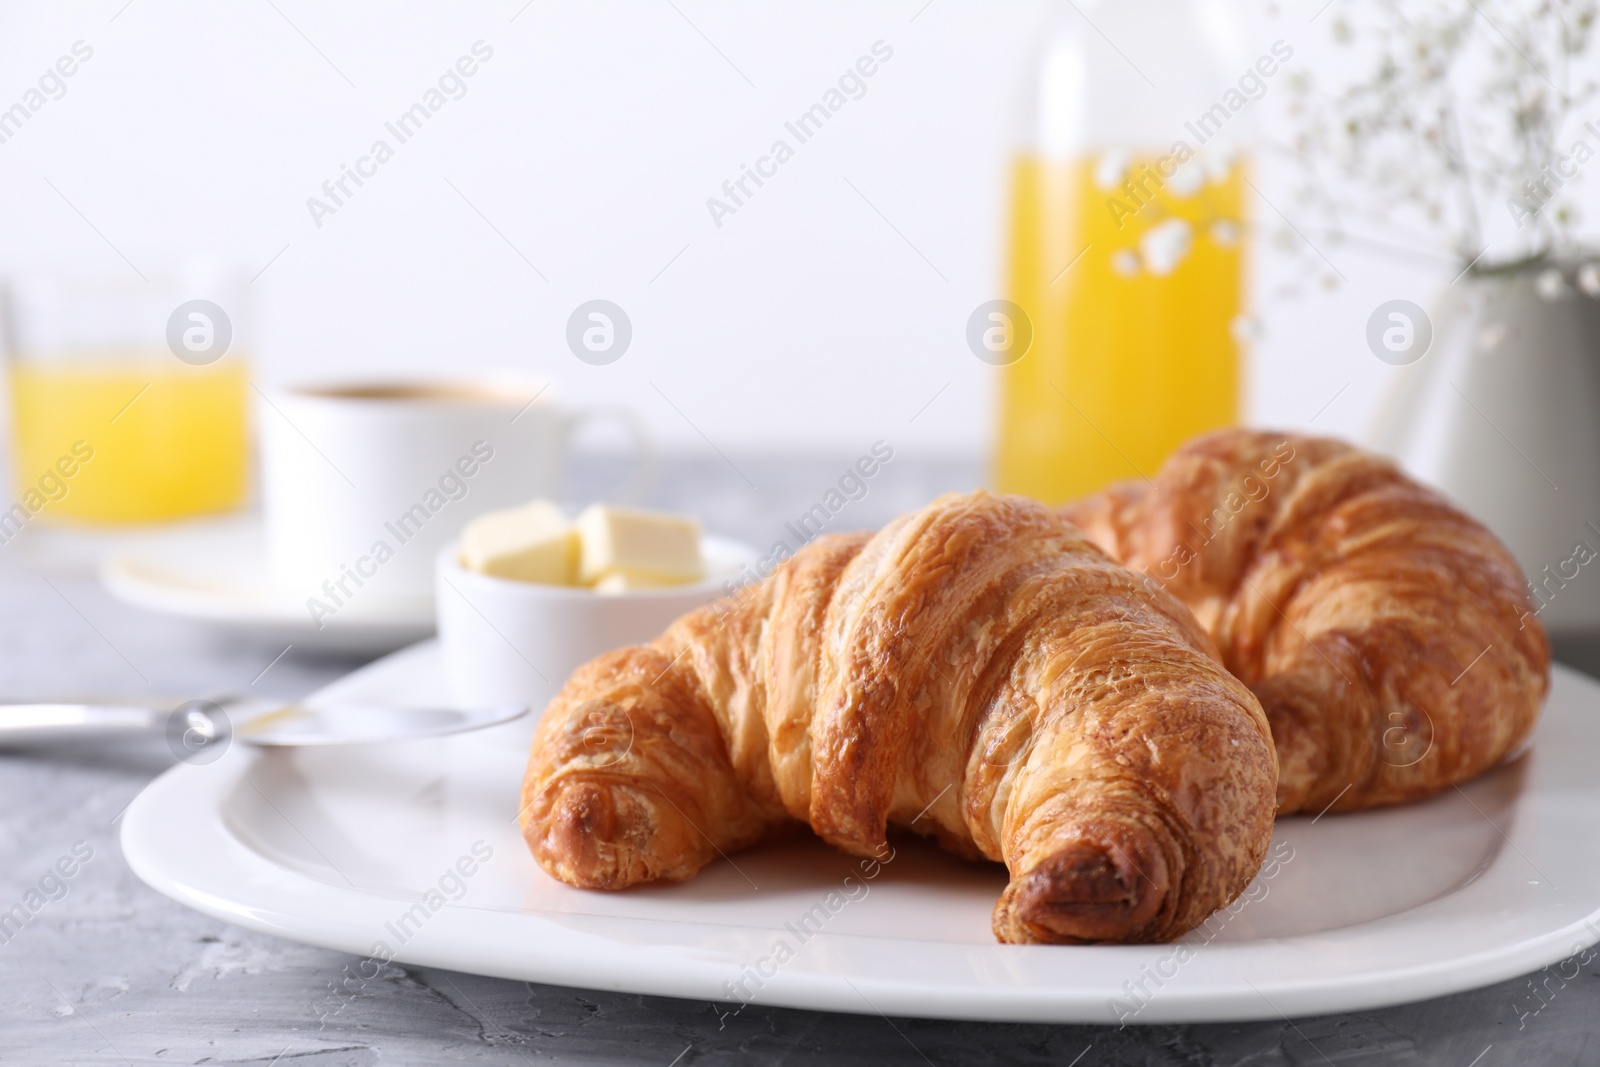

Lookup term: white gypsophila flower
[1168,163,1204,198]
[1110,249,1141,277]
[1284,0,1600,277]
[1140,219,1194,276]
[1578,262,1600,296]
[1204,145,1238,183]
[1094,150,1130,191]
[1536,268,1568,300]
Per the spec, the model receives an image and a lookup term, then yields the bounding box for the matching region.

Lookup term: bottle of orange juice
[4,271,250,525]
[995,0,1259,504]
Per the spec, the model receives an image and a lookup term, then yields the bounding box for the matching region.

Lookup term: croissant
[1061,429,1551,815]
[520,491,1277,944]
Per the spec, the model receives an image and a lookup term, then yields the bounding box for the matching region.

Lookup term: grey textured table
[1,456,1596,1066]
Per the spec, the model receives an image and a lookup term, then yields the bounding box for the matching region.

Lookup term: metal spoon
[0,697,529,750]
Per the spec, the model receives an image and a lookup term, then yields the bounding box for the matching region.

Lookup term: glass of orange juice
[993,0,1251,505]
[3,271,251,524]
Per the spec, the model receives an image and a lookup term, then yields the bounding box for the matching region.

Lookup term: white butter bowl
[435,536,757,715]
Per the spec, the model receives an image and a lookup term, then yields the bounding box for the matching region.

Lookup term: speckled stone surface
[0,456,1595,1065]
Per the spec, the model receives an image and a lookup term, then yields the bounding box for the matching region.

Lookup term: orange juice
[10,353,250,522]
[994,152,1245,504]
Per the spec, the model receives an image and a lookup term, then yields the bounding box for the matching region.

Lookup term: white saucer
[100,518,434,654]
[121,642,1600,1024]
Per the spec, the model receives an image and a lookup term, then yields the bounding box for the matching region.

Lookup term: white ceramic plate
[100,518,434,654]
[122,642,1600,1024]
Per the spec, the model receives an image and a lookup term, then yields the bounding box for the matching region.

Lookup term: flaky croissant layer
[521,491,1278,944]
[1062,429,1551,815]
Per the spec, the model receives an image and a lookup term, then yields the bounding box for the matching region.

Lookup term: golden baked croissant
[520,491,1278,944]
[1061,429,1551,815]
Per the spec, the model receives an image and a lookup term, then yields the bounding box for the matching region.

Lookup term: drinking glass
[994,0,1251,504]
[2,268,251,524]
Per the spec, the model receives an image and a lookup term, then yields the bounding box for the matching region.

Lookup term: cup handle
[559,407,656,503]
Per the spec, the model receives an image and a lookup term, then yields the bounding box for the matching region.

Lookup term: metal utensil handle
[0,704,165,746]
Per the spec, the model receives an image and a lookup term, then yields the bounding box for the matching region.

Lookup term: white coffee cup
[259,378,649,610]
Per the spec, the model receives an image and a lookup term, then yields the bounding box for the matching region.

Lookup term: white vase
[1365,263,1600,635]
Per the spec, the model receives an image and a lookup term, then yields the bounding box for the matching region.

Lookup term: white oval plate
[121,642,1600,1024]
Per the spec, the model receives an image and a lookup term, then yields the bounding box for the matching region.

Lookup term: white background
[0,0,1590,465]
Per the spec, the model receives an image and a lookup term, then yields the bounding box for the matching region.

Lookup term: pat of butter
[460,499,577,585]
[575,504,703,585]
[592,568,691,594]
